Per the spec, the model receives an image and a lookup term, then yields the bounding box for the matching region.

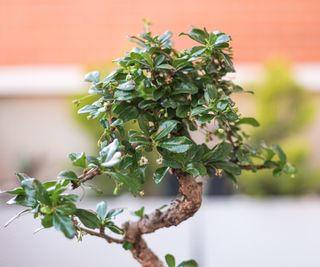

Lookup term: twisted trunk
[123,171,203,267]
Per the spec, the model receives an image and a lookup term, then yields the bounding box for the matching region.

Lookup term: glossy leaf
[52,213,76,239]
[153,167,170,184]
[68,152,86,168]
[180,28,208,44]
[134,206,145,219]
[204,142,232,162]
[117,80,136,91]
[109,172,144,196]
[165,254,176,267]
[57,170,78,181]
[75,209,101,229]
[237,117,260,127]
[154,120,179,141]
[96,201,108,220]
[178,260,198,267]
[159,137,193,153]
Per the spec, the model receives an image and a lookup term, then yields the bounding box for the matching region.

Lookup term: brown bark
[123,171,203,267]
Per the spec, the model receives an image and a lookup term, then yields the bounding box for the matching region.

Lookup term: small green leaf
[204,142,232,162]
[153,167,170,184]
[134,206,145,219]
[154,120,179,141]
[191,106,208,116]
[165,254,176,267]
[159,137,193,153]
[15,173,29,182]
[4,187,24,195]
[173,82,198,95]
[159,31,173,44]
[272,144,287,166]
[186,163,207,177]
[106,208,124,219]
[19,178,51,206]
[78,104,99,115]
[176,104,190,118]
[117,80,136,91]
[180,28,208,44]
[156,64,175,70]
[114,90,138,101]
[109,172,144,196]
[75,209,100,229]
[237,117,260,127]
[138,114,150,134]
[214,34,231,46]
[106,222,124,235]
[57,170,78,181]
[205,84,217,100]
[177,260,198,267]
[155,55,165,66]
[113,103,138,122]
[96,201,108,220]
[68,152,86,168]
[213,161,242,176]
[128,130,151,146]
[41,214,53,228]
[123,241,134,250]
[84,71,100,83]
[52,213,76,239]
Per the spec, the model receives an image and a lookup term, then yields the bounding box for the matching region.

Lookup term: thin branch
[77,226,124,244]
[239,164,267,170]
[72,167,101,189]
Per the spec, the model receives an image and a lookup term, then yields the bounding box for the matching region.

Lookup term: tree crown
[3,27,295,266]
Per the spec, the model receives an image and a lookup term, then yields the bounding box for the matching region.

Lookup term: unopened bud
[215,169,223,177]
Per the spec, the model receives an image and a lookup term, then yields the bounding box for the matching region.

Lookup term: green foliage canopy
[3,28,295,264]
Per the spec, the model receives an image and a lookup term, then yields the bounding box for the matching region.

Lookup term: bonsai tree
[2,27,295,267]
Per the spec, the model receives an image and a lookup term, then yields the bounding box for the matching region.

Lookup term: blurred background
[1,0,320,266]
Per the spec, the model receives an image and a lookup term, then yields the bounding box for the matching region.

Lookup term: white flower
[156,157,163,165]
[138,156,148,166]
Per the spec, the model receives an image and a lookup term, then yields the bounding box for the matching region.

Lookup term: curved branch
[123,171,203,267]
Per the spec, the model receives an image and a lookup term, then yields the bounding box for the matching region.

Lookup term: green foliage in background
[238,60,319,196]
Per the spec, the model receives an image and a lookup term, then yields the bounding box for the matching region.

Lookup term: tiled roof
[1,0,319,64]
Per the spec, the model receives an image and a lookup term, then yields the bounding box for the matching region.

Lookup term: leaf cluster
[3,27,296,241]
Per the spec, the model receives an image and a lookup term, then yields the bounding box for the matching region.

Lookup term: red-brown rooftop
[0,0,319,65]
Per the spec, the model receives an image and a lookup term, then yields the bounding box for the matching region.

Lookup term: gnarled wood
[123,171,203,267]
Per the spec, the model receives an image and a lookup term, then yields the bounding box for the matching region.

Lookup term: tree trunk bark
[123,171,203,267]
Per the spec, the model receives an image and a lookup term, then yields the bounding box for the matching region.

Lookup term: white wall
[1,197,320,267]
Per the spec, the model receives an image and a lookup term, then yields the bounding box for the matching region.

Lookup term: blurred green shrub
[238,59,319,196]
